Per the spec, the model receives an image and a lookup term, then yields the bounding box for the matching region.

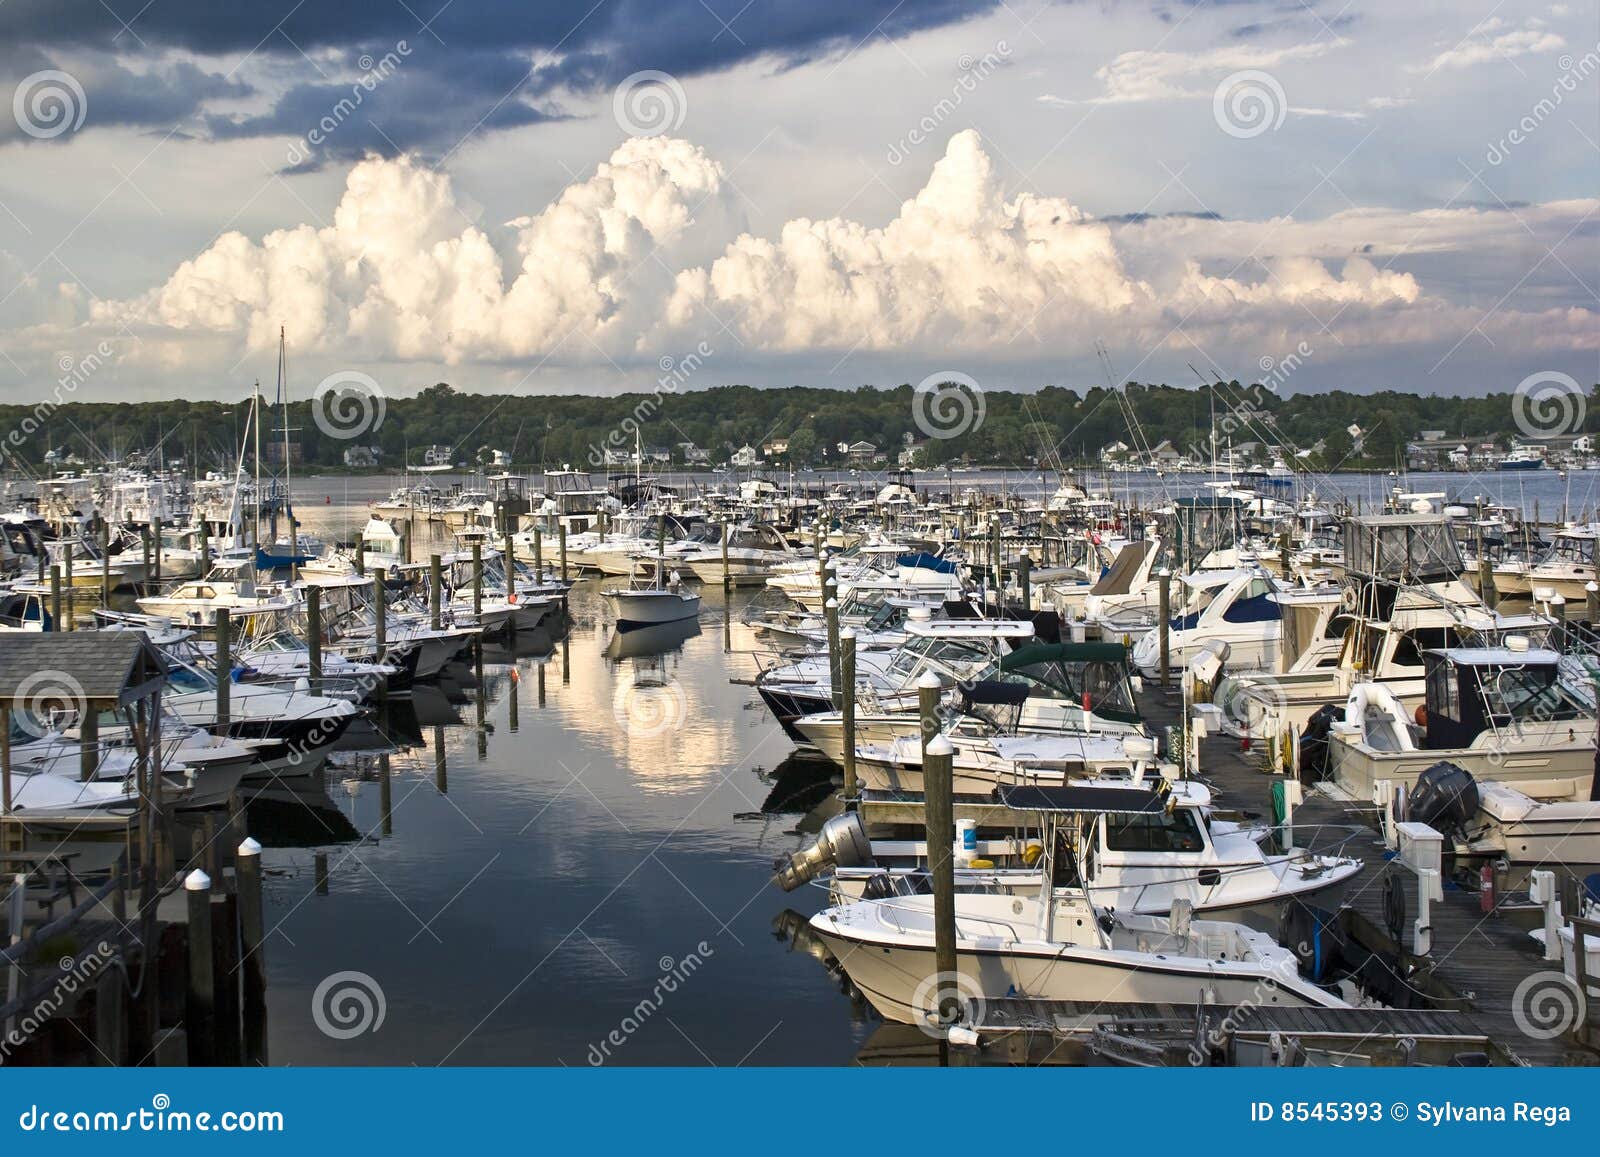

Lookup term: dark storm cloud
[2,1,1001,165]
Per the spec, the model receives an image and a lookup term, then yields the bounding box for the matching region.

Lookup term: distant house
[1099,440,1130,463]
[602,447,631,466]
[640,445,671,464]
[1149,440,1182,466]
[730,444,758,468]
[762,438,790,459]
[423,444,454,467]
[676,442,710,464]
[841,440,880,466]
[342,445,382,468]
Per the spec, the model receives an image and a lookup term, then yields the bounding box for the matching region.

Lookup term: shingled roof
[0,632,168,706]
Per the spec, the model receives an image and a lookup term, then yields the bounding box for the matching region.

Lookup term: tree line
[4,379,1594,475]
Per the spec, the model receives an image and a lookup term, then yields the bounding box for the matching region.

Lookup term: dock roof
[0,632,167,706]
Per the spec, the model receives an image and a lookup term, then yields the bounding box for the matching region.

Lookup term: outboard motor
[1297,704,1342,785]
[1408,761,1480,842]
[772,812,872,892]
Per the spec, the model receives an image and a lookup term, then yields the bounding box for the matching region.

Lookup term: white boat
[1321,643,1596,798]
[602,559,701,628]
[809,782,1354,1024]
[682,522,799,587]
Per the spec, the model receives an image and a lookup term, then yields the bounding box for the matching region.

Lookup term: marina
[0,466,1597,1067]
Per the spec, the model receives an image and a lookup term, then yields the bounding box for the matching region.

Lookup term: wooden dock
[1138,686,1600,1067]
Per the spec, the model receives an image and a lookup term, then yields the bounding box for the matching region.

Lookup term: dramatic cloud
[0,1,1000,165]
[79,131,1595,377]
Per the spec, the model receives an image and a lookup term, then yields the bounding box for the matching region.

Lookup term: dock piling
[184,869,215,1066]
[840,628,858,799]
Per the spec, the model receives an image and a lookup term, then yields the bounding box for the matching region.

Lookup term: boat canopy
[1343,514,1462,582]
[995,784,1167,814]
[896,551,958,574]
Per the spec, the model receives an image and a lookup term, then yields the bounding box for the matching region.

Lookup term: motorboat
[808,782,1357,1025]
[602,559,701,628]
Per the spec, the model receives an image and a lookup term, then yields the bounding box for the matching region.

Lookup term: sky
[0,0,1595,406]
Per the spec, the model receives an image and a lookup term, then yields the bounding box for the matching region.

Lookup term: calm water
[255,466,1588,1067]
[251,505,860,1066]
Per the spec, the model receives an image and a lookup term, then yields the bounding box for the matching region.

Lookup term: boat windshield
[1484,665,1588,724]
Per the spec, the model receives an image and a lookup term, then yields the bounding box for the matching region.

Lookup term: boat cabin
[1420,646,1588,750]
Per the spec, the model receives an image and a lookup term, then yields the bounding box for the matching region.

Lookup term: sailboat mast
[252,383,262,549]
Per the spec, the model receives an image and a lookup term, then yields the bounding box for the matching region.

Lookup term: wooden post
[236,836,267,1065]
[1158,568,1172,689]
[923,732,960,1036]
[306,585,322,685]
[198,519,209,576]
[558,521,568,582]
[379,753,393,836]
[721,521,730,589]
[840,628,858,798]
[141,527,151,589]
[533,523,543,577]
[1479,555,1497,609]
[215,608,231,727]
[372,568,387,662]
[94,963,125,1066]
[1,699,11,817]
[79,700,99,782]
[917,668,942,754]
[429,554,443,630]
[471,541,483,619]
[314,851,329,895]
[100,521,112,607]
[354,538,365,577]
[49,564,61,632]
[990,516,1002,601]
[152,517,162,583]
[1588,581,1599,626]
[1018,548,1032,614]
[825,597,841,710]
[63,540,73,630]
[184,869,215,1065]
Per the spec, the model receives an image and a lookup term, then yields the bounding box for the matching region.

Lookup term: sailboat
[255,328,323,572]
